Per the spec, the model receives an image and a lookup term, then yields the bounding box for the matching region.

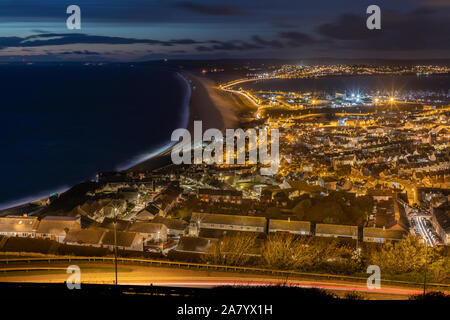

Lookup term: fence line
[0,255,448,290]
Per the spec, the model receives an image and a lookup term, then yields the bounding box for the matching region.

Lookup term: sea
[0,64,190,209]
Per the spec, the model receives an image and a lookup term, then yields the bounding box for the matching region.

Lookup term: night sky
[0,0,448,61]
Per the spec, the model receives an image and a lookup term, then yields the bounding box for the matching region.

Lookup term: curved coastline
[0,69,240,213]
[118,71,192,171]
[129,71,240,171]
[0,70,192,213]
[0,186,71,214]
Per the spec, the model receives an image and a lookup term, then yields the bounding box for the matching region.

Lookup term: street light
[423,239,428,295]
[113,206,118,285]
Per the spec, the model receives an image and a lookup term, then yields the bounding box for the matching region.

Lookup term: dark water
[0,64,190,209]
[241,74,450,94]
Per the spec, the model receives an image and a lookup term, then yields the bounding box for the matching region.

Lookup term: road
[0,262,439,300]
[219,77,280,107]
[415,216,434,247]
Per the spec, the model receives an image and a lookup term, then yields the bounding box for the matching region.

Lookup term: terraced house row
[188,212,407,243]
[0,215,176,252]
[0,211,408,254]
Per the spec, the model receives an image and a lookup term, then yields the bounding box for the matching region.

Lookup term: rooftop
[0,216,39,233]
[434,205,450,233]
[98,218,130,231]
[127,222,167,234]
[198,189,242,197]
[316,223,358,237]
[65,228,105,245]
[363,227,406,240]
[36,216,81,236]
[191,212,266,228]
[102,231,138,247]
[151,216,188,230]
[269,219,310,232]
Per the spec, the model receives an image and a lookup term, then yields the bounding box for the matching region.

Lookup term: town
[0,63,449,286]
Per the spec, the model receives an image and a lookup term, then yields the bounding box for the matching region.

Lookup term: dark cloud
[271,20,298,29]
[0,2,448,60]
[196,45,213,52]
[30,29,52,34]
[209,40,262,51]
[279,31,317,47]
[411,6,436,15]
[317,13,380,40]
[251,35,284,48]
[59,50,100,55]
[194,39,264,52]
[317,8,450,51]
[0,33,203,49]
[0,31,283,56]
[0,36,25,48]
[174,2,243,16]
[415,0,450,8]
[0,31,285,55]
[169,39,200,45]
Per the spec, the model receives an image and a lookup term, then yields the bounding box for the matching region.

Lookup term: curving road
[0,262,440,300]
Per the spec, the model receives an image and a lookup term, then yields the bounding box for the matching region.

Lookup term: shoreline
[128,71,241,171]
[0,69,243,214]
[116,71,192,172]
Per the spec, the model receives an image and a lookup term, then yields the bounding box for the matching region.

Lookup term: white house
[0,216,39,238]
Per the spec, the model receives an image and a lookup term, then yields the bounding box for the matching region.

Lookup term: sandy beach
[129,71,243,171]
[186,73,241,132]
